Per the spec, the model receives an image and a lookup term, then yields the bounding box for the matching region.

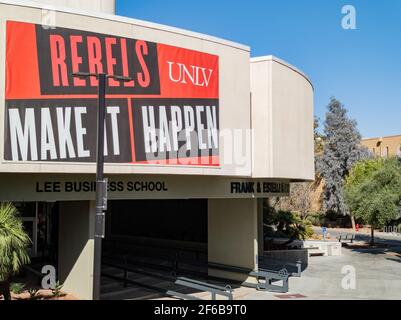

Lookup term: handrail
[208,262,289,293]
[103,252,208,279]
[168,277,233,300]
[104,237,206,255]
[258,257,302,277]
[102,260,233,300]
[103,239,207,269]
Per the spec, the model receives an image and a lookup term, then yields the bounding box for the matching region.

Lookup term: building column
[257,199,264,259]
[58,201,95,300]
[208,198,258,282]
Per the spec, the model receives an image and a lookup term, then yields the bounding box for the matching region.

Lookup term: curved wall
[251,55,315,181]
[22,0,115,14]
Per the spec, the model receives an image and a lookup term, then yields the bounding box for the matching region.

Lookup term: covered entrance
[100,199,209,299]
[0,174,286,300]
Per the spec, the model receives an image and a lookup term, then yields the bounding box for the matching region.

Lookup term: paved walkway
[239,246,401,300]
[314,226,401,246]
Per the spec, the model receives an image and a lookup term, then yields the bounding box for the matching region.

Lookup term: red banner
[4,21,219,166]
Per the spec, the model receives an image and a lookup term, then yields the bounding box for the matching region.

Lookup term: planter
[264,249,309,271]
[0,280,11,300]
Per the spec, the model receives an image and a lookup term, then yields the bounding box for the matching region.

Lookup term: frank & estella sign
[4,21,219,166]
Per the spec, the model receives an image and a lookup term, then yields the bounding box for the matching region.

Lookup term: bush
[28,288,40,300]
[303,221,314,239]
[265,210,314,243]
[51,281,65,298]
[306,212,324,226]
[0,202,31,282]
[10,282,25,294]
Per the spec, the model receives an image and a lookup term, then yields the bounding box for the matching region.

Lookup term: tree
[316,98,370,228]
[272,182,311,219]
[314,117,325,155]
[264,210,314,247]
[345,157,401,245]
[345,157,385,188]
[0,202,31,300]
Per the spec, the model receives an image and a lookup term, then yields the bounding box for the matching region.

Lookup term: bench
[208,262,289,293]
[167,277,233,300]
[249,268,289,292]
[337,234,355,243]
[259,257,302,277]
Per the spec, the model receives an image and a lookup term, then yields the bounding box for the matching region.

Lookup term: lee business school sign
[0,174,290,201]
[4,21,219,166]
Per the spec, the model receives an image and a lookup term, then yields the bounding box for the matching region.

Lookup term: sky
[116,0,401,138]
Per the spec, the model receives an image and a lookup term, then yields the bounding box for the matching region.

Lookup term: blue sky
[116,0,401,138]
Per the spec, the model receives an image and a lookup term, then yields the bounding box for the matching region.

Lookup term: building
[29,0,116,14]
[362,135,401,158]
[0,0,314,299]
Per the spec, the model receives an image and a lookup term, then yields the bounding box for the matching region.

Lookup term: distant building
[362,135,401,157]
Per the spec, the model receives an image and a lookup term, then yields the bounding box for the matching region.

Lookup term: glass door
[15,202,38,257]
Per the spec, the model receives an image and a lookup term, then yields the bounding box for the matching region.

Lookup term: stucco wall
[251,56,315,181]
[28,0,115,14]
[0,173,290,201]
[58,200,95,300]
[208,198,258,281]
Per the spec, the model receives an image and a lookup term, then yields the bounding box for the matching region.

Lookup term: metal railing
[167,277,233,300]
[208,262,289,293]
[102,259,233,300]
[258,256,302,277]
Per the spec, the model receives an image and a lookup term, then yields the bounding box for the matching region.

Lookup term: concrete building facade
[28,0,115,14]
[0,0,314,299]
[362,135,401,158]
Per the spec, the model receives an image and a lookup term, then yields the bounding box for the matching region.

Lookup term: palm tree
[0,202,31,300]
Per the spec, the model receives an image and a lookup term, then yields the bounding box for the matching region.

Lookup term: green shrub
[51,281,65,298]
[0,202,31,282]
[28,288,39,300]
[304,221,314,239]
[266,210,314,243]
[10,282,25,294]
[306,212,324,226]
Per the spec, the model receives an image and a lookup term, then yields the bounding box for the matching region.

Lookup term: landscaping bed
[9,289,77,300]
[342,242,389,249]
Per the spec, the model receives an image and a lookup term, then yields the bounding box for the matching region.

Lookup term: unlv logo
[167,61,214,87]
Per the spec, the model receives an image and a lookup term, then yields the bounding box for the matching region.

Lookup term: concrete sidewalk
[314,226,401,247]
[238,246,401,300]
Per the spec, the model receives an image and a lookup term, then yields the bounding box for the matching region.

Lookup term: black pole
[72,72,132,301]
[93,73,107,301]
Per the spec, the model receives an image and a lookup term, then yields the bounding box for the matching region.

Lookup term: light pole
[72,72,132,300]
